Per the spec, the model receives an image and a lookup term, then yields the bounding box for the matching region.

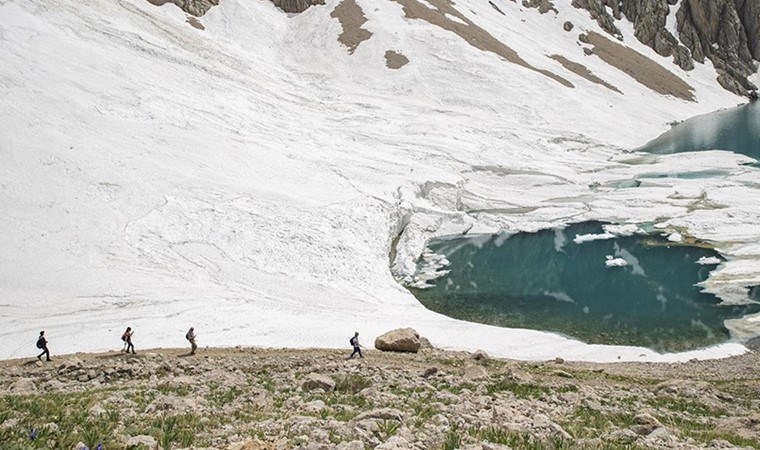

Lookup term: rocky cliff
[573,0,760,96]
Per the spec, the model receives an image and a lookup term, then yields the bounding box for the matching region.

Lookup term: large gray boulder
[374,328,422,353]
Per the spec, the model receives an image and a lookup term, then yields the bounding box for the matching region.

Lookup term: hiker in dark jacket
[121,327,135,354]
[36,331,51,362]
[348,332,364,359]
[186,327,197,355]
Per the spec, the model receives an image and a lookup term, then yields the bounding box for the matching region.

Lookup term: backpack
[121,332,128,342]
[350,337,357,346]
[36,337,44,349]
[185,332,192,341]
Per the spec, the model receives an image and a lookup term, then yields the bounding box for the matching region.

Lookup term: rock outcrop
[270,0,325,13]
[374,328,422,353]
[573,0,760,96]
[148,0,219,17]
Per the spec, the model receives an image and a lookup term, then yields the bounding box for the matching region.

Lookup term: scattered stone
[554,357,565,364]
[563,21,574,31]
[463,365,489,381]
[301,373,335,392]
[471,350,489,361]
[422,367,438,378]
[88,403,107,417]
[374,328,422,353]
[10,377,36,394]
[356,408,403,421]
[125,435,158,448]
[553,369,573,378]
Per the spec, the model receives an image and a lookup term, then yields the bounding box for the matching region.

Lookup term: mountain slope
[1,0,758,362]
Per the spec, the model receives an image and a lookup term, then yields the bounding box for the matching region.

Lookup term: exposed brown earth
[585,31,695,102]
[550,55,621,93]
[390,0,574,88]
[331,0,373,54]
[384,51,410,69]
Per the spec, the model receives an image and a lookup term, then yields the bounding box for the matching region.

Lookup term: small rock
[607,428,639,444]
[422,367,438,378]
[303,400,326,414]
[376,436,410,450]
[471,350,489,361]
[554,357,565,364]
[553,370,573,378]
[10,378,37,394]
[72,443,89,450]
[125,435,158,448]
[563,21,574,31]
[463,365,488,381]
[89,403,107,417]
[301,373,335,392]
[356,407,403,421]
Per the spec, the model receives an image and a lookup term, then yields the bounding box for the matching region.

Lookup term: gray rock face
[148,0,219,17]
[571,0,623,38]
[374,328,422,353]
[677,0,757,94]
[270,0,325,13]
[573,0,760,95]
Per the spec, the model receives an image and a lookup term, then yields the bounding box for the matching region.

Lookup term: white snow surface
[1,0,759,362]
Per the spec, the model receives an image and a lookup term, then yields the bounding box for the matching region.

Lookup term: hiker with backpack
[185,327,197,355]
[35,331,51,362]
[121,327,135,354]
[348,331,364,359]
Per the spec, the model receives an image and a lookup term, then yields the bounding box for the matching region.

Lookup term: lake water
[637,100,760,159]
[411,222,760,352]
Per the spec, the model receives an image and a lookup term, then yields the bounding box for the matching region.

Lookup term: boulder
[301,373,335,392]
[374,328,421,353]
[471,350,489,361]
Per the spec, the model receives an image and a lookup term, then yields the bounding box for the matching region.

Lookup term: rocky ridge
[1,345,759,450]
[572,0,760,96]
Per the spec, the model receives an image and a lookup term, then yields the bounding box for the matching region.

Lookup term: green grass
[334,373,372,394]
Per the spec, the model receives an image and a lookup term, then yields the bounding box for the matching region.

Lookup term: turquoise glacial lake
[638,100,760,159]
[411,222,760,352]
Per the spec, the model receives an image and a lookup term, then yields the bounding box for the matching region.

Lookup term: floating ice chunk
[668,232,683,242]
[697,256,722,265]
[605,256,628,267]
[574,232,615,244]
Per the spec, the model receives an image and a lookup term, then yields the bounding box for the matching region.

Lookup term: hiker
[186,327,197,355]
[121,327,135,354]
[35,331,51,362]
[348,332,364,359]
